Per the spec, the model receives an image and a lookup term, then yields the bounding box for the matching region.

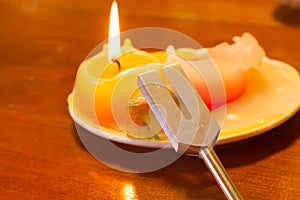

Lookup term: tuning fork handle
[199,148,243,200]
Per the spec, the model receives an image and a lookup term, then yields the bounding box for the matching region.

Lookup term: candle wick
[112,58,121,70]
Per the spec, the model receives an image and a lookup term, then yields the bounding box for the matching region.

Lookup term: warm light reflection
[108,0,121,61]
[122,184,138,200]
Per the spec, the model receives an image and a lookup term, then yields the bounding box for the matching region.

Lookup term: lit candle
[95,2,162,137]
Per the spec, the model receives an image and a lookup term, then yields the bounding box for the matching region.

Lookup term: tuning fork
[137,63,243,200]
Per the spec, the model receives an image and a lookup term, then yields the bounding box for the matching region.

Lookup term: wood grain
[0,0,300,199]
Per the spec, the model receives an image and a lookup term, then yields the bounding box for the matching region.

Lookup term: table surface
[1,0,300,199]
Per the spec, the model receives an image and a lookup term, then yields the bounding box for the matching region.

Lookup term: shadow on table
[273,5,300,27]
[215,110,300,167]
[70,111,299,199]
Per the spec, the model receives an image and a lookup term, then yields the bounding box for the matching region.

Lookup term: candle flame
[108,1,121,61]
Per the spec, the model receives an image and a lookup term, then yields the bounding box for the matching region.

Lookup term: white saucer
[68,57,300,147]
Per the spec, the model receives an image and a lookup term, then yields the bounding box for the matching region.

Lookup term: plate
[68,57,300,147]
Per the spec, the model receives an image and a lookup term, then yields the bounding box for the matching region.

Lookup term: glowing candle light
[108,1,121,61]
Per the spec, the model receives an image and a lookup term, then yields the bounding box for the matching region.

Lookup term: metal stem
[199,148,243,200]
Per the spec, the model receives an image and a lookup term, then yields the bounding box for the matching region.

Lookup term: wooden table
[1,0,300,199]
